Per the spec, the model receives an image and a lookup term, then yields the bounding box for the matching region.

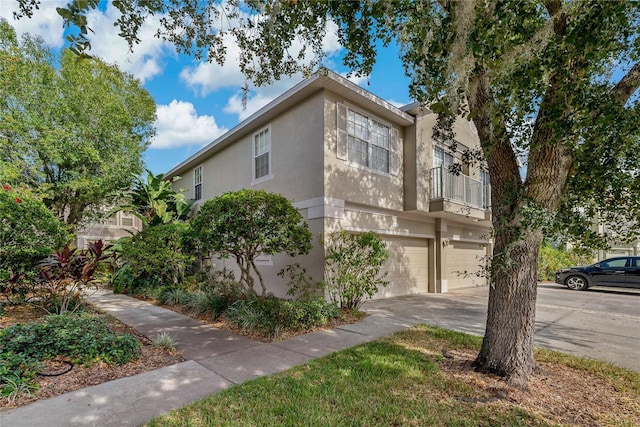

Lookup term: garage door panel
[375,237,429,299]
[445,241,486,290]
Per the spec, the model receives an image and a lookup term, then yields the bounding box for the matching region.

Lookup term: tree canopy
[189,190,312,296]
[0,20,156,229]
[13,0,640,384]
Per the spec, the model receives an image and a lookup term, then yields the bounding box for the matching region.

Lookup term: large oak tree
[0,20,156,230]
[15,0,640,384]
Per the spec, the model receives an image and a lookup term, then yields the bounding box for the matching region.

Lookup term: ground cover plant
[0,304,183,408]
[0,311,139,403]
[147,276,345,342]
[146,325,640,427]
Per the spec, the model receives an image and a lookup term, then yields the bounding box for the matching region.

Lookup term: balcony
[429,166,490,219]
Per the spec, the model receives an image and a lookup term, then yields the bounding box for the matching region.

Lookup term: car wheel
[565,275,589,291]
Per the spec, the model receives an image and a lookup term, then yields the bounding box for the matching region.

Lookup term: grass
[144,325,640,426]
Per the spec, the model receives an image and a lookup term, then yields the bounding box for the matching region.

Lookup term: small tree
[189,190,312,295]
[323,230,389,310]
[0,184,69,294]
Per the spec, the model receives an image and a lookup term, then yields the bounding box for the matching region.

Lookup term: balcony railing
[430,166,490,209]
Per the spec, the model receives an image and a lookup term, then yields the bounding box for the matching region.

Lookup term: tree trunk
[473,228,543,386]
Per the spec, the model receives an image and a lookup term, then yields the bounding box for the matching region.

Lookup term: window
[480,169,490,208]
[253,127,271,181]
[121,214,133,227]
[600,258,628,268]
[346,109,390,173]
[433,147,454,168]
[194,166,203,201]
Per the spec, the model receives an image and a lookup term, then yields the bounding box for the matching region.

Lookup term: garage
[445,241,487,290]
[374,236,429,298]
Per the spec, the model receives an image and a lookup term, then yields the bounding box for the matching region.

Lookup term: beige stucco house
[76,210,143,248]
[167,69,492,298]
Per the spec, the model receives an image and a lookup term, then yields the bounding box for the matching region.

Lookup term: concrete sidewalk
[0,289,415,427]
[5,284,635,426]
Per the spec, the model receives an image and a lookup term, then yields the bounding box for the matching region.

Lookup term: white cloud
[152,100,227,149]
[0,0,66,47]
[85,4,171,83]
[224,91,277,121]
[340,72,369,86]
[180,14,343,97]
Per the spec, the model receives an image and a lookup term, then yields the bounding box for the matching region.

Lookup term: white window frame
[121,212,134,227]
[346,108,391,175]
[252,125,273,185]
[193,165,203,201]
[433,146,455,168]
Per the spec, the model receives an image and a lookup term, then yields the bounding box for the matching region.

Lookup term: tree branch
[543,0,562,17]
[611,61,640,106]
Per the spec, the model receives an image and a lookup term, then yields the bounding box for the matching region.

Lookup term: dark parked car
[555,256,640,290]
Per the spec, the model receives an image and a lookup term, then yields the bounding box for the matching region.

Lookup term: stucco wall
[323,93,406,212]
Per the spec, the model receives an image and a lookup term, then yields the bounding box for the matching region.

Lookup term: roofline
[166,68,414,178]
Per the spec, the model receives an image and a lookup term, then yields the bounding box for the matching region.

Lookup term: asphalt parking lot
[364,282,640,371]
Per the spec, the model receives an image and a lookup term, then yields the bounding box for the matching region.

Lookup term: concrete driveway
[363,282,640,372]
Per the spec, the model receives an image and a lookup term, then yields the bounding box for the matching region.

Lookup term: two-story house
[166,69,492,298]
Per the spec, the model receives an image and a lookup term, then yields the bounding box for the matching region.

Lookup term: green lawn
[145,325,639,427]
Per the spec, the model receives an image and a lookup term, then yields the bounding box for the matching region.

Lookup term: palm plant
[111,169,192,227]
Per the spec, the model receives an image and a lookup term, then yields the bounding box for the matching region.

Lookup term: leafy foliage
[13,0,640,383]
[322,230,389,310]
[537,243,594,281]
[116,223,194,292]
[113,169,192,228]
[279,263,323,301]
[35,240,112,314]
[0,185,69,294]
[226,297,340,339]
[0,21,156,227]
[189,190,312,295]
[0,312,140,397]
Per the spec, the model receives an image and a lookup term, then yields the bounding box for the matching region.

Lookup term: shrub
[189,190,312,295]
[35,241,112,314]
[226,296,340,338]
[279,263,323,301]
[322,230,389,310]
[537,243,595,281]
[116,223,194,291]
[197,268,247,302]
[0,185,69,298]
[158,287,190,306]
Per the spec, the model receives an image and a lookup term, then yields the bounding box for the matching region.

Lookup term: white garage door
[374,236,429,299]
[445,241,486,290]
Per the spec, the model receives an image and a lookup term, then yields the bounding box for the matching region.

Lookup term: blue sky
[0,1,412,175]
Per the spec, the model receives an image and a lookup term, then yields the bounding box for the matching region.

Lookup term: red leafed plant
[36,241,113,313]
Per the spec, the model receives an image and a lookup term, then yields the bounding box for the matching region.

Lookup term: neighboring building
[167,69,492,298]
[76,210,142,248]
[594,222,639,260]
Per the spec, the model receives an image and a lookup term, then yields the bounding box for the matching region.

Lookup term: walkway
[0,289,414,427]
[3,284,637,426]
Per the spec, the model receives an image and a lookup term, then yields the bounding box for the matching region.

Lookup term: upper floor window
[433,147,455,168]
[253,126,271,181]
[480,169,490,208]
[121,213,134,227]
[194,165,203,201]
[336,103,399,176]
[347,109,390,174]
